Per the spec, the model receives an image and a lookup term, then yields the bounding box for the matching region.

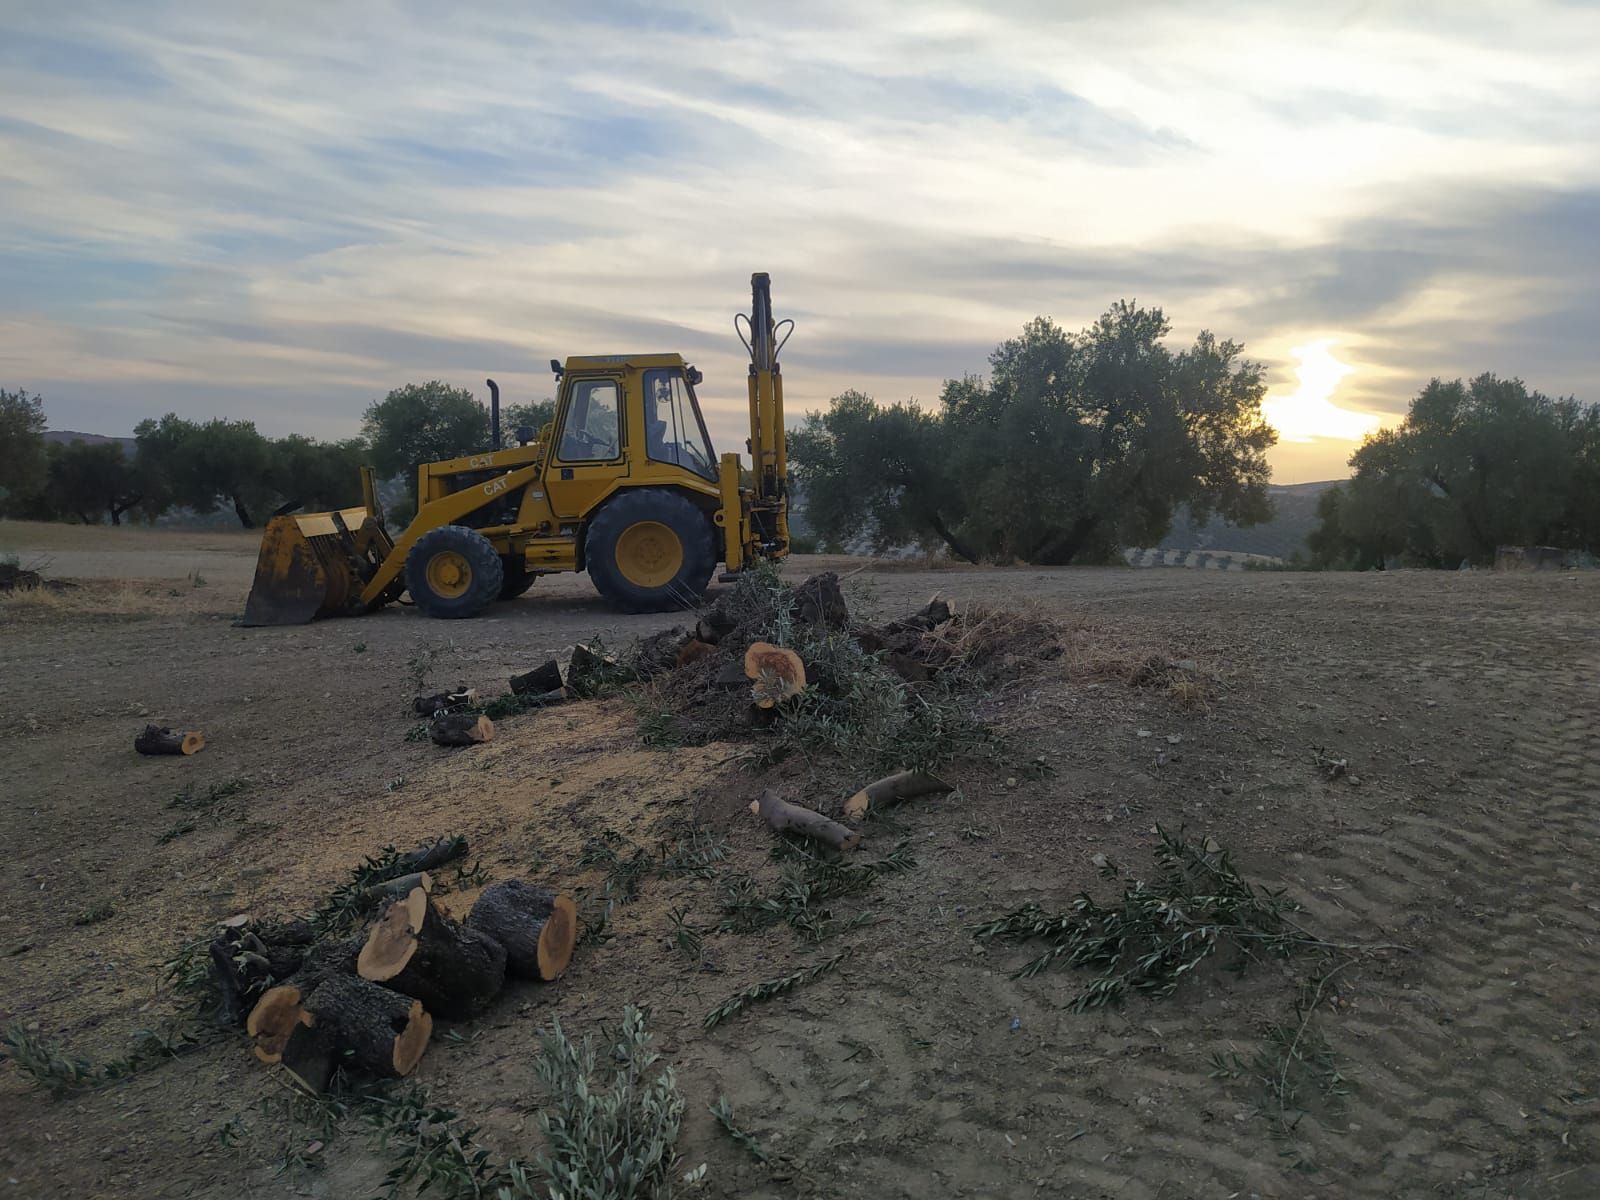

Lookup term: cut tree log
[287,935,362,996]
[413,688,477,715]
[134,725,205,756]
[509,660,563,696]
[750,789,860,852]
[465,881,577,981]
[357,888,507,1019]
[428,713,494,747]
[278,1018,339,1093]
[744,642,806,708]
[842,770,953,821]
[246,984,311,1065]
[358,870,432,907]
[393,836,468,874]
[304,973,432,1078]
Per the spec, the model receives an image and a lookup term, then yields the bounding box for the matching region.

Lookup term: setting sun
[1261,340,1380,444]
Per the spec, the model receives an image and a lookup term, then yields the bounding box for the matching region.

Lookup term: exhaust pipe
[486,378,500,451]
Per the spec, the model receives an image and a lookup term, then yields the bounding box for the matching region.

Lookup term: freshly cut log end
[429,712,494,746]
[357,887,430,982]
[466,881,577,981]
[247,984,309,1065]
[304,973,432,1078]
[509,660,563,696]
[744,642,806,708]
[358,889,507,1019]
[751,788,861,852]
[842,770,954,822]
[134,725,206,756]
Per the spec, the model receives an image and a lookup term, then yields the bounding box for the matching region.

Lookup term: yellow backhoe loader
[242,272,792,625]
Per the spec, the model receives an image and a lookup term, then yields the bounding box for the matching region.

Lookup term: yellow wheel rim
[615,521,683,589]
[424,550,472,599]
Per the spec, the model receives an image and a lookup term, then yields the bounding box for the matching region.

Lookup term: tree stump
[134,725,205,756]
[358,888,506,1019]
[744,643,806,708]
[429,713,494,746]
[465,881,577,981]
[509,660,563,696]
[304,973,432,1078]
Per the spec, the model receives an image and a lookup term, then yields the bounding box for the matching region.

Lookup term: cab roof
[564,352,687,371]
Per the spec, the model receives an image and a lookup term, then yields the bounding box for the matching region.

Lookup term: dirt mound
[628,569,1061,753]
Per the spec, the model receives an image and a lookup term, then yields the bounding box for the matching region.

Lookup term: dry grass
[0,577,227,623]
[0,519,259,554]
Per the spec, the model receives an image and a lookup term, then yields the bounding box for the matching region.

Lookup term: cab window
[557,380,621,461]
[642,368,716,481]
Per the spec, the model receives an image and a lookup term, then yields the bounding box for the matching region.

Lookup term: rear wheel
[586,489,716,613]
[498,560,536,601]
[405,525,503,619]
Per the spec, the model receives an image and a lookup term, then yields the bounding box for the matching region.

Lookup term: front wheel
[586,489,716,613]
[498,560,536,601]
[404,525,504,619]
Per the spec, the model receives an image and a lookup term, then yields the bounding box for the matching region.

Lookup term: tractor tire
[404,525,504,619]
[586,489,716,614]
[498,561,536,601]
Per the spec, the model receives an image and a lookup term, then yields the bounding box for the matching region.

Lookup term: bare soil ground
[1,522,1596,1199]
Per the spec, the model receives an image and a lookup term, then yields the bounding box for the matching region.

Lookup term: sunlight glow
[1260,340,1379,444]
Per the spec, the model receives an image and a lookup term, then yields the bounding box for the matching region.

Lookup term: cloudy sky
[3,1,1597,483]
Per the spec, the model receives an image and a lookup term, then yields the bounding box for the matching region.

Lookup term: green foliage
[704,950,852,1030]
[267,434,366,512]
[790,304,1276,563]
[35,439,148,525]
[73,900,116,926]
[708,1097,773,1165]
[0,387,48,513]
[533,1006,685,1199]
[503,399,556,446]
[365,1085,509,1199]
[362,381,489,482]
[1310,374,1600,566]
[309,836,467,938]
[720,838,912,942]
[134,414,277,526]
[1,1020,202,1095]
[971,828,1324,1009]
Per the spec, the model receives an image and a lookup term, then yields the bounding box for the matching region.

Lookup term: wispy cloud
[1,1,1597,479]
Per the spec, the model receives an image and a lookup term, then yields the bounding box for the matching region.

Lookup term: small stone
[1136,729,1152,739]
[1091,853,1109,869]
[1166,734,1182,745]
[1005,777,1018,788]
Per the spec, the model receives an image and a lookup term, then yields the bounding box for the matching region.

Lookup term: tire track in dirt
[1264,661,1600,1196]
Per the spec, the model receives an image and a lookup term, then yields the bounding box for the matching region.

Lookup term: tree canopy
[1308,374,1600,567]
[0,388,48,514]
[362,381,490,480]
[790,302,1276,563]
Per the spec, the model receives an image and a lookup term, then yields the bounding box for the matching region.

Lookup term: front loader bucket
[242,508,395,627]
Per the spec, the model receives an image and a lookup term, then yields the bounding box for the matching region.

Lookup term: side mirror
[686,366,703,386]
[550,358,564,378]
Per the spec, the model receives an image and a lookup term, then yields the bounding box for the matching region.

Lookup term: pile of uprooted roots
[624,567,1060,767]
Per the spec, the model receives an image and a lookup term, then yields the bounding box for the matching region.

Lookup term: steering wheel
[567,428,606,456]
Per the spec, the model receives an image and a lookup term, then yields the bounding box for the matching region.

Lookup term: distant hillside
[1154,480,1340,561]
[45,430,135,454]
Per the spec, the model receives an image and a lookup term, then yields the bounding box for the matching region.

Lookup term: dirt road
[1,528,1595,1198]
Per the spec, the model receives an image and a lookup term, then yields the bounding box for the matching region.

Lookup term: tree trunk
[134,725,205,756]
[509,660,563,696]
[304,973,433,1078]
[429,713,494,746]
[232,494,255,528]
[926,511,980,564]
[357,888,507,1019]
[750,789,861,851]
[465,881,577,981]
[394,835,469,874]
